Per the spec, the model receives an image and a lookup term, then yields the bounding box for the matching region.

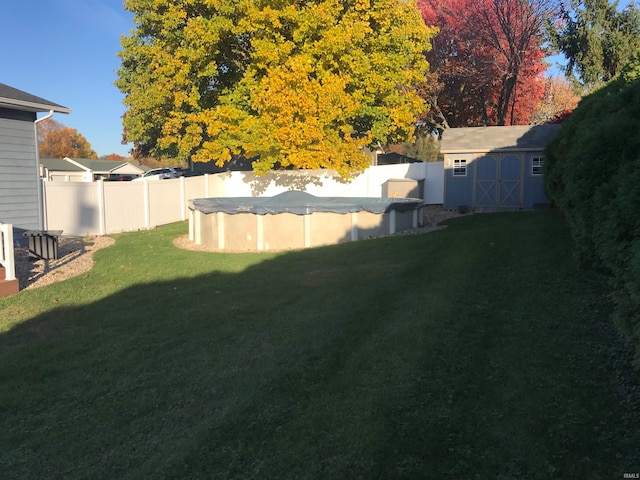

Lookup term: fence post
[180,176,186,221]
[42,179,49,230]
[0,224,16,281]
[143,179,150,229]
[421,162,428,201]
[97,179,106,235]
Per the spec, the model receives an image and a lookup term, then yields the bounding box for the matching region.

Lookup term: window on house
[453,159,467,176]
[532,157,543,175]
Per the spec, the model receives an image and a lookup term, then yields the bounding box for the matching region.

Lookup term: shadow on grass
[2,212,640,479]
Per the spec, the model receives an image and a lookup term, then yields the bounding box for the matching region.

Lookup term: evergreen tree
[548,0,640,91]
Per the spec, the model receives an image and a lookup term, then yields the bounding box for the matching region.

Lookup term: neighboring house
[40,157,148,181]
[377,152,421,165]
[0,83,70,238]
[40,158,85,182]
[189,155,254,175]
[440,125,561,211]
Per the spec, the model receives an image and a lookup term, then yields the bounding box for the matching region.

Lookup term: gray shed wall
[0,109,40,235]
[444,151,549,210]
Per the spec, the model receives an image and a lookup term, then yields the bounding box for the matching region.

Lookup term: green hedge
[544,74,640,365]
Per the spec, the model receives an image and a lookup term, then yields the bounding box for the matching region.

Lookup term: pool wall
[189,199,423,252]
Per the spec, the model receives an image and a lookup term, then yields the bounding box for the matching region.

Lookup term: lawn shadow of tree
[3,213,640,479]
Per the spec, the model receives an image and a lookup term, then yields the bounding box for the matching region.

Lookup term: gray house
[440,125,561,211]
[0,83,70,237]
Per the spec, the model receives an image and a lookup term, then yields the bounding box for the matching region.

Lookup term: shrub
[544,71,640,365]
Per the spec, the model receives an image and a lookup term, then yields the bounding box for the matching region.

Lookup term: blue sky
[1,1,134,157]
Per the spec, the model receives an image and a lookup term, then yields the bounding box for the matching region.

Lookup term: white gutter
[34,109,54,124]
[34,110,55,230]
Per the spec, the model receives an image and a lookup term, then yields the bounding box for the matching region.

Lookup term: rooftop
[440,125,561,153]
[0,83,70,114]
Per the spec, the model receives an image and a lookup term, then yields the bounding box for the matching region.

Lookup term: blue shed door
[474,155,523,209]
[474,156,498,208]
[499,155,522,208]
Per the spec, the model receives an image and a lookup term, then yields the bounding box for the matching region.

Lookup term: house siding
[0,113,40,233]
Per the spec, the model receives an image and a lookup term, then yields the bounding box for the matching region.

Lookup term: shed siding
[444,150,549,210]
[524,153,550,207]
[0,115,40,232]
[444,154,474,209]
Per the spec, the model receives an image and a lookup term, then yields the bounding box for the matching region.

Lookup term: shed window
[532,157,543,175]
[453,159,467,176]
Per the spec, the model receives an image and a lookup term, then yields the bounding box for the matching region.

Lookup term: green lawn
[1,211,639,479]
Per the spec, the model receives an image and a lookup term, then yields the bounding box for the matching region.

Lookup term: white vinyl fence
[43,163,444,237]
[0,223,16,281]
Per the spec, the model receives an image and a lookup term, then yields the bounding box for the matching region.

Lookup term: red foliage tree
[531,76,581,124]
[104,153,127,161]
[418,0,552,131]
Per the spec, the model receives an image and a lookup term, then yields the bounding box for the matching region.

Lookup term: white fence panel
[104,181,146,234]
[183,176,208,210]
[360,164,421,198]
[210,165,421,199]
[208,173,228,197]
[424,161,444,205]
[44,182,101,236]
[148,179,183,227]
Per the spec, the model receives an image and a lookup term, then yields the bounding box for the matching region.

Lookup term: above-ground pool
[188,191,424,252]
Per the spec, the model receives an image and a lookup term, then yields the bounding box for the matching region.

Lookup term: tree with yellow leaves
[116,0,436,177]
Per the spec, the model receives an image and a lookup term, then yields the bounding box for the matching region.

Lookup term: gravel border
[14,236,115,291]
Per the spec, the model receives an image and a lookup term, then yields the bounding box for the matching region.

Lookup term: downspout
[34,110,54,230]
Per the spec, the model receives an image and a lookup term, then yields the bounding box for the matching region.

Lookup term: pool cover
[190,191,423,215]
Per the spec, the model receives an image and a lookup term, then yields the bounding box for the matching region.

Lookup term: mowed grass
[1,211,639,479]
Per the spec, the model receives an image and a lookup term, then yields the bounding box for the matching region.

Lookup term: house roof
[40,158,84,172]
[440,125,562,154]
[127,160,151,172]
[65,158,146,175]
[65,158,130,173]
[0,83,71,114]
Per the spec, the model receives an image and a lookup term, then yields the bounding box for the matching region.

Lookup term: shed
[0,83,70,238]
[440,125,561,211]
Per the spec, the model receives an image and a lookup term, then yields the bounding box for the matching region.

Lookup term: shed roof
[440,125,561,153]
[0,83,71,114]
